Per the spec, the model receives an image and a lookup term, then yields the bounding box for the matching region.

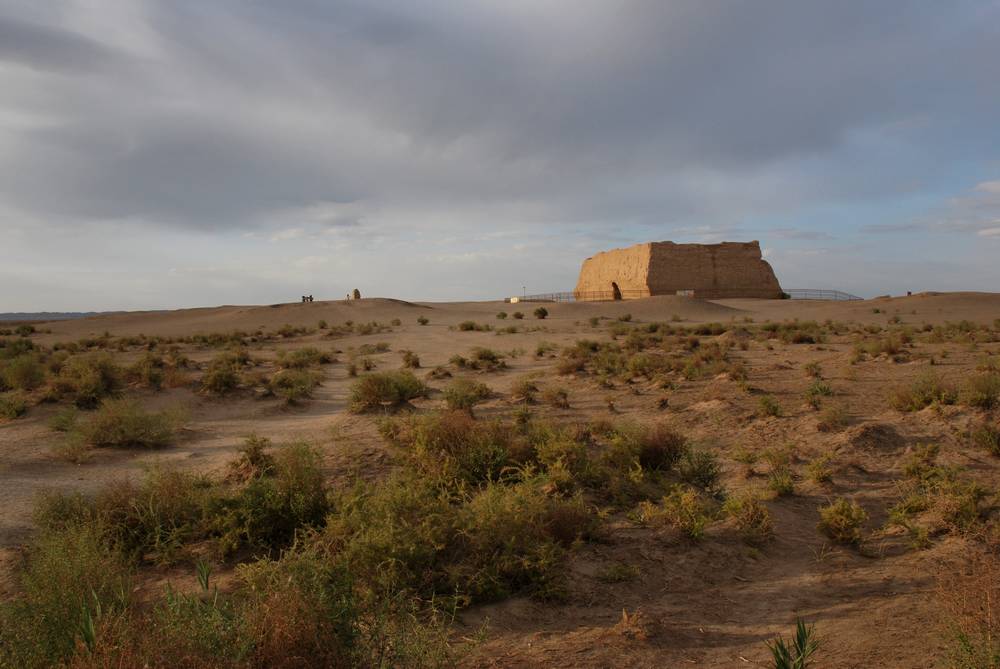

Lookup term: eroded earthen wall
[574,240,782,300]
[647,241,782,299]
[573,243,652,298]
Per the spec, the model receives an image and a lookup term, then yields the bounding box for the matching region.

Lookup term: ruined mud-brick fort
[574,240,783,300]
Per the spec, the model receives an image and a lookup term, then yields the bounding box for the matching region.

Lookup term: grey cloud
[859,223,927,234]
[5,1,998,230]
[0,14,114,73]
[2,1,1000,310]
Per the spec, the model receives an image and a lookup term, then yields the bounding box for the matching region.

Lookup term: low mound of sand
[553,295,743,322]
[33,291,1000,341]
[42,298,433,339]
[841,422,905,451]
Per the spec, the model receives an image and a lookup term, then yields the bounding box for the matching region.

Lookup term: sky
[1,1,999,311]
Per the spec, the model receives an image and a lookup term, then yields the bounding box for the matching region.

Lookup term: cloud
[0,15,115,73]
[1,1,999,310]
[859,222,927,234]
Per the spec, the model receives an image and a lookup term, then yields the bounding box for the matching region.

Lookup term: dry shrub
[961,373,1000,410]
[757,395,782,418]
[54,353,122,407]
[201,352,244,395]
[0,524,131,667]
[125,352,165,389]
[634,422,688,472]
[443,378,492,412]
[510,377,539,403]
[0,390,28,420]
[541,387,570,409]
[889,371,956,411]
[0,353,46,391]
[400,350,421,369]
[723,490,774,544]
[818,498,867,544]
[277,347,333,369]
[972,421,1000,456]
[228,434,277,481]
[637,485,717,540]
[937,554,1000,668]
[349,371,428,412]
[817,404,849,432]
[269,368,322,404]
[76,398,179,449]
[237,547,356,668]
[426,365,451,380]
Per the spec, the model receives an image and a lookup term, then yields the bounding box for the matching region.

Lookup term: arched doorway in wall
[611,282,622,300]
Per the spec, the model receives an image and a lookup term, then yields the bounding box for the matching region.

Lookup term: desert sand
[2,291,1000,667]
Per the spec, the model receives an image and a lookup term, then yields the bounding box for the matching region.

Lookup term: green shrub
[455,480,590,600]
[54,353,122,407]
[0,524,131,667]
[0,390,28,420]
[816,404,849,432]
[356,342,390,355]
[0,337,35,360]
[972,422,1000,456]
[125,352,165,389]
[818,498,867,544]
[677,449,722,493]
[201,351,246,395]
[417,316,429,326]
[510,377,539,403]
[541,387,570,409]
[758,395,782,417]
[216,443,329,554]
[452,347,507,372]
[228,434,277,481]
[443,378,492,412]
[889,371,956,411]
[400,350,421,369]
[269,368,322,404]
[632,422,687,472]
[768,465,795,496]
[496,312,507,320]
[533,307,548,320]
[512,312,524,320]
[349,371,428,412]
[278,347,333,369]
[723,491,774,544]
[326,469,591,604]
[48,406,79,432]
[637,485,716,540]
[806,380,833,399]
[806,455,834,484]
[961,373,1000,410]
[76,398,178,448]
[1,354,45,391]
[767,619,819,669]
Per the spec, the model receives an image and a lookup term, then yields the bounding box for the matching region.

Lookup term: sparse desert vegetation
[3,293,1000,666]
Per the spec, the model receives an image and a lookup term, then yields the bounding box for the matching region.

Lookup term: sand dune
[35,291,1000,342]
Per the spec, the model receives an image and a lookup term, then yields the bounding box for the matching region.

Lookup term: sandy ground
[3,291,1000,667]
